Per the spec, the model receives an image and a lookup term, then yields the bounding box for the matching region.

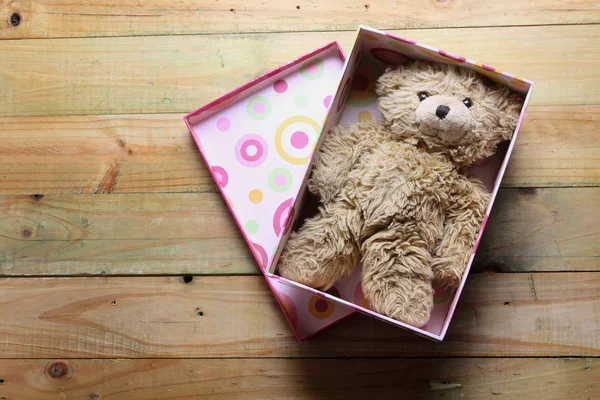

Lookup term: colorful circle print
[235,134,268,167]
[309,294,335,319]
[211,166,228,188]
[269,168,293,192]
[354,284,370,309]
[248,189,263,203]
[275,116,321,165]
[273,79,288,93]
[300,58,324,80]
[247,96,271,120]
[347,59,382,107]
[273,198,293,236]
[251,242,268,270]
[244,220,259,235]
[387,39,414,53]
[370,48,409,66]
[278,292,297,328]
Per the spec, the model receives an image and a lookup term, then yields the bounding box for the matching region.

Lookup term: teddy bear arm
[308,123,375,203]
[432,178,490,289]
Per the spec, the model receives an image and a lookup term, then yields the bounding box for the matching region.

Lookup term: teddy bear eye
[463,98,473,108]
[417,92,430,102]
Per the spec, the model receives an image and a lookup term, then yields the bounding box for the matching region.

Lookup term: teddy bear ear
[490,84,525,141]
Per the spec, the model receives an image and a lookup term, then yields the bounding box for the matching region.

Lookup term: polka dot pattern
[249,189,263,203]
[247,96,271,120]
[212,166,228,188]
[269,168,293,192]
[300,58,324,80]
[273,79,288,93]
[235,134,268,167]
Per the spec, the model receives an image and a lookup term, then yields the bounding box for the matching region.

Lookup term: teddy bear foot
[363,278,434,327]
[431,256,467,290]
[277,253,338,290]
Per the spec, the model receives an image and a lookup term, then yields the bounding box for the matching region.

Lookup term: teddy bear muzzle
[415,95,472,144]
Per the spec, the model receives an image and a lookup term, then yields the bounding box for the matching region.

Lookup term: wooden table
[0,1,598,398]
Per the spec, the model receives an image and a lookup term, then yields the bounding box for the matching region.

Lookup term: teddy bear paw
[367,283,434,327]
[431,256,466,290]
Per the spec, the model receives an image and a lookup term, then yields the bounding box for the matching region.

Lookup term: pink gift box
[184,26,533,341]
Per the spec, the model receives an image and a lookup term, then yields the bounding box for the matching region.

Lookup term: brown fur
[278,61,524,326]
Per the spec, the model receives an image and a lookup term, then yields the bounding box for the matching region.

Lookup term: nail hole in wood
[22,228,32,238]
[183,275,193,284]
[195,307,204,316]
[364,3,370,9]
[111,300,118,306]
[89,394,100,399]
[504,301,510,305]
[230,8,234,12]
[10,13,20,27]
[296,5,300,9]
[31,194,44,201]
[0,379,5,384]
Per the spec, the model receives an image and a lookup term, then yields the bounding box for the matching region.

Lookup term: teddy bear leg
[277,202,361,290]
[361,229,434,327]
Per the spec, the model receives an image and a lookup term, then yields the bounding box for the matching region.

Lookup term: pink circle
[240,139,264,162]
[323,95,332,109]
[235,134,268,167]
[290,131,309,149]
[216,117,230,131]
[211,166,228,188]
[273,198,293,236]
[253,102,265,114]
[251,242,268,270]
[274,173,287,187]
[273,79,288,93]
[306,62,319,74]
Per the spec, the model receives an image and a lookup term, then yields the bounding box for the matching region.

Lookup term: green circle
[387,39,414,53]
[268,168,293,192]
[244,220,259,235]
[247,96,271,120]
[300,58,324,80]
[294,94,308,108]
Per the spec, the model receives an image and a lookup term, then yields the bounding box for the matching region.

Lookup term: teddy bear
[277,60,524,327]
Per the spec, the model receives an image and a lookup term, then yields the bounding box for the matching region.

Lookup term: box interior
[270,26,533,340]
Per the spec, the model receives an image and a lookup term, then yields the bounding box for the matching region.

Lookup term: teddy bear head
[376,61,524,167]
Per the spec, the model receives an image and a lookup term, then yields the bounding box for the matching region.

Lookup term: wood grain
[474,187,600,272]
[1,106,598,195]
[1,0,599,39]
[0,273,598,358]
[0,25,598,116]
[0,188,597,275]
[0,358,596,399]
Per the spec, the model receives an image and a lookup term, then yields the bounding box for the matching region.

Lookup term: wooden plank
[1,106,598,195]
[474,187,600,272]
[1,0,599,39]
[0,358,596,399]
[1,188,597,275]
[0,273,598,358]
[0,25,598,116]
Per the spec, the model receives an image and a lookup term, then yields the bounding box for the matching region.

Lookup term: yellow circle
[275,115,321,165]
[357,111,373,122]
[248,189,263,204]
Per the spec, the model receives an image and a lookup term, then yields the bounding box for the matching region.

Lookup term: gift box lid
[184,42,357,339]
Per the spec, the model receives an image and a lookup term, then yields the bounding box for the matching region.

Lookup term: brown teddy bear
[277,60,524,327]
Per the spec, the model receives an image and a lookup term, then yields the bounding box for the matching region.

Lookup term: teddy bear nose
[436,105,450,119]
